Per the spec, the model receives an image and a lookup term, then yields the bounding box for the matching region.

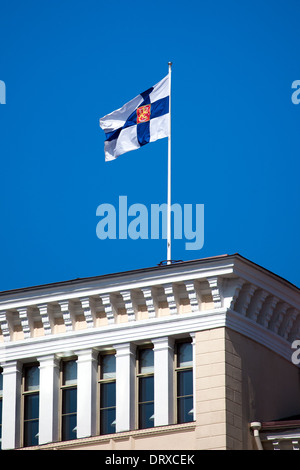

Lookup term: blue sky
[0,0,299,291]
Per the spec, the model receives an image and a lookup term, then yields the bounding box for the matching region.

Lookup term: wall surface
[225,328,300,449]
[20,326,300,451]
[194,328,227,450]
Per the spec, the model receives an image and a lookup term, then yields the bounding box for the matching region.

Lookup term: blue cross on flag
[99,75,170,161]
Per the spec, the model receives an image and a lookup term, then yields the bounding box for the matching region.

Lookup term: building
[0,253,299,451]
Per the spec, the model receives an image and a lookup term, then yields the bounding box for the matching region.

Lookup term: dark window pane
[177,370,193,397]
[139,349,154,374]
[177,343,192,368]
[177,396,193,423]
[139,402,154,429]
[100,407,116,435]
[63,360,77,386]
[62,388,77,414]
[0,371,3,395]
[62,414,77,441]
[24,393,39,420]
[139,376,154,403]
[25,366,39,391]
[100,382,116,409]
[24,419,39,447]
[101,355,116,379]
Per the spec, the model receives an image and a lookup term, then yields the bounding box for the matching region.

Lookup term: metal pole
[167,62,172,264]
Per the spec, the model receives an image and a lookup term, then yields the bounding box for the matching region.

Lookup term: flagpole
[167,61,172,264]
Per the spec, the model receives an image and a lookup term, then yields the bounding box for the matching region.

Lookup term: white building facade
[0,254,299,450]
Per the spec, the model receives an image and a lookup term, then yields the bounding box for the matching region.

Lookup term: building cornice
[0,254,299,366]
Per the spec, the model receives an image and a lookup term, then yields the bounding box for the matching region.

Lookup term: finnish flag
[99,75,170,161]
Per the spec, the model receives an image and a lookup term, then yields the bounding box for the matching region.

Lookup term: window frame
[59,357,78,442]
[21,362,40,448]
[136,344,154,430]
[97,350,116,436]
[174,339,194,424]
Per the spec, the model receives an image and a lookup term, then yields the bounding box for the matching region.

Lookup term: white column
[38,354,60,445]
[76,349,98,439]
[152,337,174,427]
[190,333,196,420]
[1,360,22,449]
[114,343,136,433]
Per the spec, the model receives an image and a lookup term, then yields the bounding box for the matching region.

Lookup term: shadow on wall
[225,328,300,449]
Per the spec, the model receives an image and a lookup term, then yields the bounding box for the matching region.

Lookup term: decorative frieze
[184,281,200,312]
[257,296,279,328]
[269,302,289,335]
[37,303,54,336]
[141,287,158,319]
[120,290,137,322]
[0,311,13,342]
[247,289,269,322]
[17,307,32,339]
[99,293,118,324]
[58,300,75,332]
[207,277,223,309]
[235,284,256,316]
[288,314,300,343]
[79,297,95,328]
[163,283,179,315]
[279,308,298,340]
[0,260,297,361]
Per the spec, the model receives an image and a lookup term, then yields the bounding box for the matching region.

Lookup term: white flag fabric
[99,75,170,161]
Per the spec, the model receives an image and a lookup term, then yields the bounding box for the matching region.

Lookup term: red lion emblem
[137,104,151,124]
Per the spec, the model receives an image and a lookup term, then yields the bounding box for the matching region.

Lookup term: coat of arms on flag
[137,105,151,124]
[99,75,170,161]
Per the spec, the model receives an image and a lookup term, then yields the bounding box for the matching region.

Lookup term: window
[60,359,77,441]
[176,341,194,423]
[22,364,40,447]
[137,347,154,429]
[0,368,3,450]
[98,352,116,435]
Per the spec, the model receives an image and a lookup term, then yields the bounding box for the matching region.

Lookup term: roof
[0,253,299,297]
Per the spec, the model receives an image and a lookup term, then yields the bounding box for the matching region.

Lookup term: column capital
[37,354,60,369]
[75,348,98,364]
[114,342,136,357]
[189,332,196,342]
[152,336,174,350]
[0,359,23,375]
